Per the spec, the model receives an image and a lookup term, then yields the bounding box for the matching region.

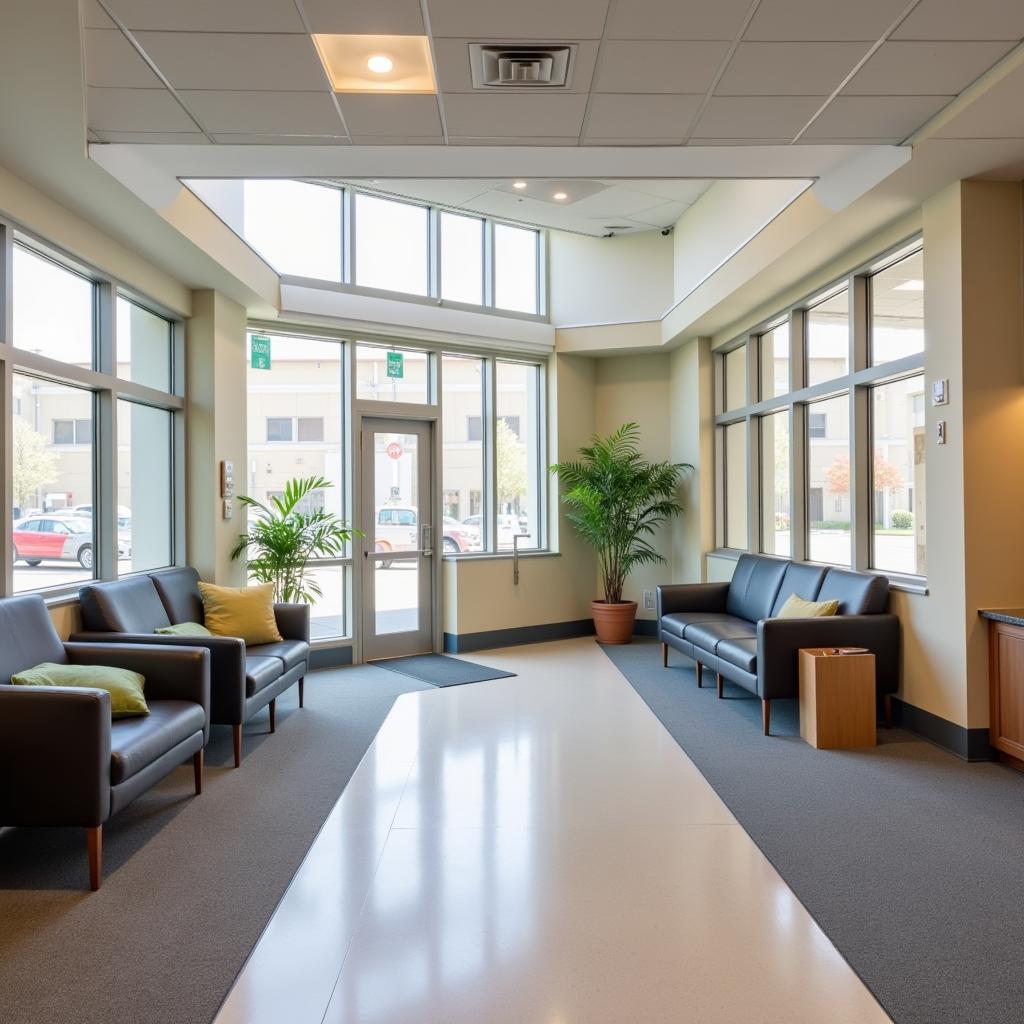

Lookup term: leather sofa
[74,568,309,767]
[0,594,210,890]
[657,553,900,735]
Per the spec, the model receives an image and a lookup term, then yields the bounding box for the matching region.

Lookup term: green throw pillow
[11,663,149,719]
[155,622,212,637]
[776,594,840,618]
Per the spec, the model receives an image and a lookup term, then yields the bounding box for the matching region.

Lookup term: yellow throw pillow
[197,582,283,645]
[12,663,149,719]
[777,594,840,618]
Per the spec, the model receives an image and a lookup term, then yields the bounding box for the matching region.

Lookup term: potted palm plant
[231,476,358,603]
[550,423,691,645]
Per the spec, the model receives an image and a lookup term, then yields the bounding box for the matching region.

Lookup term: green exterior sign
[386,351,404,379]
[250,334,271,370]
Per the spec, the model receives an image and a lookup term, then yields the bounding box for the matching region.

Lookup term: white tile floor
[214,638,891,1024]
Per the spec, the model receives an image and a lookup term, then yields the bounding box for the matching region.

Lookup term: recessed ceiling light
[552,191,568,201]
[513,181,528,189]
[312,34,436,94]
[367,55,394,74]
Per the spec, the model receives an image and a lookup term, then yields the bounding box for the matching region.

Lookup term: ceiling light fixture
[553,191,568,201]
[312,34,436,93]
[367,54,393,74]
[513,181,528,189]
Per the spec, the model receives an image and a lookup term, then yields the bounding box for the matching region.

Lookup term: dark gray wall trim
[310,646,354,669]
[891,697,996,761]
[444,619,595,653]
[634,619,659,638]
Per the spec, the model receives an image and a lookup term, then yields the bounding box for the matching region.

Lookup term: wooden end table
[798,647,877,750]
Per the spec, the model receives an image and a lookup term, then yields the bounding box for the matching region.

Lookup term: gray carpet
[0,665,430,1024]
[603,639,1024,1024]
[375,652,515,686]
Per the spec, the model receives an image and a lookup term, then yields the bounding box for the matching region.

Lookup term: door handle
[420,523,433,556]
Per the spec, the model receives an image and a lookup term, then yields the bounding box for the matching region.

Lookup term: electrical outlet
[643,590,655,610]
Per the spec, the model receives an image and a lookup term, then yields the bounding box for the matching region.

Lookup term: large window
[495,361,542,549]
[354,194,429,296]
[440,213,484,306]
[715,240,925,581]
[356,344,430,404]
[441,353,485,551]
[5,232,182,598]
[494,224,540,314]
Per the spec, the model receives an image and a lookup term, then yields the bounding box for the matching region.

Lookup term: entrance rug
[374,653,515,687]
[602,638,1024,1024]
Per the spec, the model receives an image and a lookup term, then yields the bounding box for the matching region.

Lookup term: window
[871,249,924,366]
[356,344,430,403]
[808,413,827,439]
[355,194,429,296]
[806,289,849,386]
[723,422,748,549]
[871,375,925,575]
[267,417,294,443]
[760,411,790,557]
[807,394,850,566]
[500,415,521,437]
[760,322,789,400]
[13,244,94,367]
[494,224,539,314]
[495,361,541,549]
[52,419,90,445]
[297,417,325,443]
[440,212,484,305]
[723,345,747,412]
[243,180,342,281]
[118,401,173,573]
[117,297,172,392]
[442,353,485,550]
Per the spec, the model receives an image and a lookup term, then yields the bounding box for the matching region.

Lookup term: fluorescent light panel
[313,35,436,94]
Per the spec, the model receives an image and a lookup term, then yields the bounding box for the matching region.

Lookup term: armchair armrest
[657,582,730,618]
[274,603,310,644]
[757,614,901,700]
[0,685,111,827]
[64,643,211,741]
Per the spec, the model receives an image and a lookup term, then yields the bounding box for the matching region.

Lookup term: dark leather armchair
[0,595,210,890]
[75,568,310,767]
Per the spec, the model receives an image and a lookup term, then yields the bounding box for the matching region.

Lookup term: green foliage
[550,423,691,605]
[12,418,58,510]
[495,417,527,507]
[889,510,914,530]
[230,476,360,604]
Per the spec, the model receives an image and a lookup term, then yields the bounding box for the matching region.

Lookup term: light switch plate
[936,420,947,445]
[222,499,233,520]
[931,379,948,406]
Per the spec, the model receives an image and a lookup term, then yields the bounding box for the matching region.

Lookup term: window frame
[1,222,185,601]
[712,235,926,589]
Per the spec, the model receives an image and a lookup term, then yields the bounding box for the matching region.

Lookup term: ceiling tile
[584,94,702,140]
[745,0,908,41]
[348,136,445,144]
[426,0,611,40]
[83,0,116,29]
[87,87,198,131]
[210,133,349,144]
[94,130,211,143]
[562,187,669,217]
[431,38,599,94]
[302,0,425,34]
[443,93,589,137]
[716,42,871,96]
[103,0,304,32]
[447,136,581,145]
[803,94,953,139]
[930,74,1024,138]
[179,90,344,134]
[793,135,902,144]
[593,41,729,94]
[134,32,326,90]
[338,94,442,136]
[843,41,1015,96]
[580,137,686,145]
[607,0,752,40]
[609,180,712,204]
[85,29,162,88]
[629,200,692,225]
[352,180,495,205]
[893,0,1024,41]
[691,95,824,138]
[687,137,792,145]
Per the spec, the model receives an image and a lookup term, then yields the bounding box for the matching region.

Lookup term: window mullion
[850,275,870,571]
[483,356,497,552]
[1,223,12,596]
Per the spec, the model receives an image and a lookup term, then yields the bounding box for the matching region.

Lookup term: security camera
[661,227,672,236]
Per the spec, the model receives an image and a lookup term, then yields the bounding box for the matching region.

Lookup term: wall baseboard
[634,619,659,637]
[310,645,354,669]
[891,697,996,761]
[444,619,595,653]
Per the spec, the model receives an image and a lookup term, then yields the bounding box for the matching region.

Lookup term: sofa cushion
[199,582,283,646]
[155,622,212,637]
[248,640,308,673]
[716,637,758,674]
[776,594,839,618]
[245,656,283,697]
[685,618,757,653]
[661,611,737,640]
[0,595,68,685]
[78,576,171,634]
[726,554,788,624]
[769,563,828,616]
[110,701,205,784]
[818,568,890,615]
[150,568,204,626]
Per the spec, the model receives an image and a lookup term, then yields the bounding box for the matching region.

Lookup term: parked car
[373,506,479,566]
[461,513,528,547]
[13,515,129,569]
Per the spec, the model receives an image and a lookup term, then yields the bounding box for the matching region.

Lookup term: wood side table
[799,648,877,750]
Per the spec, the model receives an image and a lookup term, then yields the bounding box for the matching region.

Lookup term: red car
[13,515,95,569]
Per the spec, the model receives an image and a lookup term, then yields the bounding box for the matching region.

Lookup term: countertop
[979,609,1024,627]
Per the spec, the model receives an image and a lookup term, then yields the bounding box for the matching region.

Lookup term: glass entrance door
[360,418,435,660]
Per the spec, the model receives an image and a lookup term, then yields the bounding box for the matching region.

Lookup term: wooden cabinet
[988,620,1024,761]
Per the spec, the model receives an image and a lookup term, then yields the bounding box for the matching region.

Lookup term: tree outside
[495,417,527,511]
[12,418,58,511]
[824,453,903,497]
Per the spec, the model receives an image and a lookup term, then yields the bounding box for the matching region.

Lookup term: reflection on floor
[215,638,891,1024]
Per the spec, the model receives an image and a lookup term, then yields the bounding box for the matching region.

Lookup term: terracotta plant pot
[591,600,638,645]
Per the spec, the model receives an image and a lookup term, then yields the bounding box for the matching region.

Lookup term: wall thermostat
[931,379,948,406]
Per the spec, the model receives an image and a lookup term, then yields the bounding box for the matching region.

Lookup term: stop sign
[386,441,403,460]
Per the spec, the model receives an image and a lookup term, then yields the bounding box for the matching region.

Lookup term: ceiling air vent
[468,44,575,88]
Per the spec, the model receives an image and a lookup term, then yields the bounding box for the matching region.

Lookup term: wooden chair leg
[661,642,668,668]
[299,677,305,708]
[696,662,703,688]
[86,825,102,892]
[716,673,724,699]
[762,698,772,736]
[883,693,893,728]
[193,749,204,795]
[269,698,276,734]
[233,724,242,768]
